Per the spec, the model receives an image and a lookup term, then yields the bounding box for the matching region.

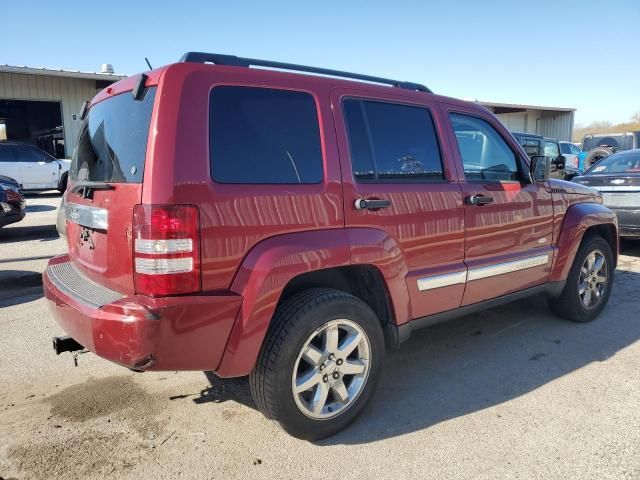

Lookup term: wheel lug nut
[333,372,339,379]
[328,353,335,360]
[320,364,324,371]
[336,359,343,365]
[323,375,328,383]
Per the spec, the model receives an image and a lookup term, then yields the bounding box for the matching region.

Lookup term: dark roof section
[180,52,432,93]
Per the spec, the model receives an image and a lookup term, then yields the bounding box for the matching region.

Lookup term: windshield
[70,88,156,183]
[582,134,633,152]
[585,151,640,175]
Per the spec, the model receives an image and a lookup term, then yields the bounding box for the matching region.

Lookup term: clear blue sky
[2,0,638,125]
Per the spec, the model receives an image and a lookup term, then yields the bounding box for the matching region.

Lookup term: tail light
[133,205,200,296]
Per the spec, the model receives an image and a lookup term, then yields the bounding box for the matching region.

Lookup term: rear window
[585,151,640,174]
[70,88,156,183]
[560,142,572,154]
[210,86,323,184]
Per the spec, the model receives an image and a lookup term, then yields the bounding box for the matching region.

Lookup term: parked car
[44,52,619,440]
[572,149,640,237]
[560,141,581,176]
[575,131,640,174]
[0,142,70,192]
[0,174,26,228]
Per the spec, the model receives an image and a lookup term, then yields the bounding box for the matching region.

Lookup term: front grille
[602,192,640,208]
[46,261,124,308]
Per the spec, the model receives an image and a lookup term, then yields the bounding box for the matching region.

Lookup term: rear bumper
[0,210,25,227]
[43,255,243,372]
[610,208,640,237]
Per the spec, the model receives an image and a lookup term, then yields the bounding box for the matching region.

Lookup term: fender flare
[550,202,618,282]
[215,227,410,377]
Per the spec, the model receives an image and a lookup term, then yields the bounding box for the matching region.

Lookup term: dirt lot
[1,193,640,480]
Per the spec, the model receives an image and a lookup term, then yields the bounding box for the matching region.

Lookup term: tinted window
[544,141,560,158]
[210,87,322,184]
[0,146,17,162]
[343,99,444,182]
[451,113,519,182]
[560,142,572,154]
[520,137,542,156]
[71,88,156,183]
[18,146,52,163]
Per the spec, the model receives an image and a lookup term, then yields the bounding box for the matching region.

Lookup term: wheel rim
[578,249,608,310]
[291,319,371,420]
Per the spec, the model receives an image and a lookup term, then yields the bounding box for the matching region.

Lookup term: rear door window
[71,88,156,183]
[210,86,323,184]
[0,146,18,163]
[342,99,444,182]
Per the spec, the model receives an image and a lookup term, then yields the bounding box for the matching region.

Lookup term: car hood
[550,178,600,196]
[571,174,640,189]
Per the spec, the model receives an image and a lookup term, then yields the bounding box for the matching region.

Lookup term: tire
[584,148,612,170]
[58,173,68,193]
[249,288,385,440]
[550,234,614,322]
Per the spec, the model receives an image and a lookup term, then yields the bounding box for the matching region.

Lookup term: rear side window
[520,138,542,157]
[560,143,572,154]
[0,146,17,162]
[18,146,52,163]
[343,99,444,182]
[451,113,520,182]
[71,88,156,183]
[210,86,322,184]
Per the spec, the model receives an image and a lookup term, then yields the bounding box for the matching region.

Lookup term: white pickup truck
[0,142,70,191]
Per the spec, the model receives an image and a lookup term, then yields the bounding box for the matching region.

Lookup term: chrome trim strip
[467,254,549,282]
[65,203,108,230]
[587,185,640,192]
[417,270,467,291]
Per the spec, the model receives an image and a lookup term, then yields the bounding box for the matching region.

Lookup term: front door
[445,107,554,306]
[333,88,466,320]
[18,145,59,189]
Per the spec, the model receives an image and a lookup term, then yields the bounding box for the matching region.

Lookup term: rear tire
[550,234,614,322]
[584,147,612,170]
[58,173,68,193]
[249,288,385,440]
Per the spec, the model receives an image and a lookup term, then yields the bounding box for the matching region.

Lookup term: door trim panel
[417,270,467,291]
[467,253,549,281]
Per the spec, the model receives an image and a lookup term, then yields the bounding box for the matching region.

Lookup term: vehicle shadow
[620,238,640,257]
[0,224,58,243]
[0,270,44,307]
[197,268,640,445]
[22,191,61,199]
[25,204,57,213]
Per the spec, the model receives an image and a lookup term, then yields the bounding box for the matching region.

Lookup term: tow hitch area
[52,335,84,355]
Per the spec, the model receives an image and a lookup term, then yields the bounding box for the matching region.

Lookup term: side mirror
[556,154,566,169]
[530,155,550,182]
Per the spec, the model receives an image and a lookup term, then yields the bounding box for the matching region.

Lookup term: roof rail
[180,52,432,93]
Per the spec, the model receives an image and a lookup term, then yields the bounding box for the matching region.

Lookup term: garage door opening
[0,99,66,158]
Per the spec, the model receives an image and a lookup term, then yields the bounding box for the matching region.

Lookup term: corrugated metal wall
[0,72,100,156]
[535,111,574,141]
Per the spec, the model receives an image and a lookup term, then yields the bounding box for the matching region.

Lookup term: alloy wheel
[578,249,608,309]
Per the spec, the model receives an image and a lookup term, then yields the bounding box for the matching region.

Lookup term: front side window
[343,99,444,182]
[210,86,322,184]
[450,113,520,182]
[0,146,17,163]
[521,138,542,156]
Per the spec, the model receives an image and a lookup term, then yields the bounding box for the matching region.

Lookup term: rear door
[333,88,466,319]
[17,146,59,189]
[444,106,554,306]
[66,85,157,294]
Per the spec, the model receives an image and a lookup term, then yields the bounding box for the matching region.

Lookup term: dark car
[44,51,618,440]
[572,149,640,237]
[0,174,26,228]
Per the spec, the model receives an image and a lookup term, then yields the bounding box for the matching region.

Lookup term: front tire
[249,288,385,440]
[550,234,614,322]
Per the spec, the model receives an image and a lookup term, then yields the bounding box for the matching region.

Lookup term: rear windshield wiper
[70,181,115,199]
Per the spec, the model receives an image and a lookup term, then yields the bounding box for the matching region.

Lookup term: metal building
[479,101,576,141]
[0,65,124,158]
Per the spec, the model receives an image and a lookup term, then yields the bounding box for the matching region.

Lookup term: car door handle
[354,198,392,210]
[466,194,494,206]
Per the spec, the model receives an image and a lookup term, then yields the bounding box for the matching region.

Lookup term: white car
[560,141,581,173]
[0,142,71,191]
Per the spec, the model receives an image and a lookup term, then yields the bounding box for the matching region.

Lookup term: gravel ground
[1,193,639,480]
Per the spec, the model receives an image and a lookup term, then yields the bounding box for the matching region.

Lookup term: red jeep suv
[44,52,618,439]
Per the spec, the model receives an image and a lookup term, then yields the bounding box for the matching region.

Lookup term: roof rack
[180,52,432,93]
